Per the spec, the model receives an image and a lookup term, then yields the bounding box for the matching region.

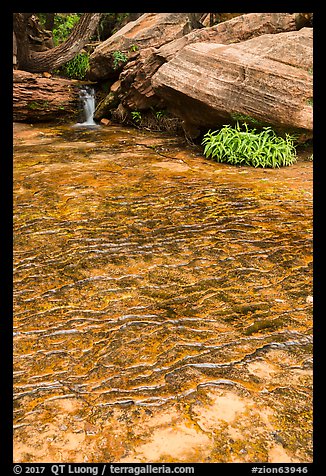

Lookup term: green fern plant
[202,123,297,168]
[129,44,139,52]
[112,50,128,70]
[154,110,166,120]
[131,110,142,123]
[60,52,90,80]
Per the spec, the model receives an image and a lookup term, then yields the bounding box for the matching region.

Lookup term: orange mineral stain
[13,122,313,463]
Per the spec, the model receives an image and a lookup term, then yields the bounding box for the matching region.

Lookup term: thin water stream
[75,87,98,127]
[13,122,313,463]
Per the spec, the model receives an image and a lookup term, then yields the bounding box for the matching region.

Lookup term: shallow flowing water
[13,122,313,463]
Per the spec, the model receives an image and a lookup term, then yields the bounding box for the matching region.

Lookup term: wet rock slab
[13,123,312,462]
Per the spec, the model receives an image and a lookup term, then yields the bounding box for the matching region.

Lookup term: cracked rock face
[152,28,313,137]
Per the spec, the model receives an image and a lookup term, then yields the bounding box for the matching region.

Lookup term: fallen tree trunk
[13,70,83,122]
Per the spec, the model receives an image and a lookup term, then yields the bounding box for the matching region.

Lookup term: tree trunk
[188,13,204,29]
[128,13,144,21]
[13,13,101,72]
[13,13,32,70]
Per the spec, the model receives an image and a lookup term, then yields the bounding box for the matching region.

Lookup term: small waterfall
[75,86,98,127]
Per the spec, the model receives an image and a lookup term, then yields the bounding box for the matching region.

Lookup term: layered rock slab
[89,13,194,81]
[13,70,82,122]
[93,12,306,120]
[157,12,303,61]
[151,28,313,137]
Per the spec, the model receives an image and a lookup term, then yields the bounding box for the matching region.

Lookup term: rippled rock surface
[13,123,313,463]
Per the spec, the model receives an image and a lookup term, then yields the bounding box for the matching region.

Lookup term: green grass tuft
[202,123,297,168]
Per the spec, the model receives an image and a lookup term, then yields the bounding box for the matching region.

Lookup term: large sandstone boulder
[94,12,308,122]
[88,13,194,81]
[151,28,313,137]
[94,48,165,119]
[118,12,306,113]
